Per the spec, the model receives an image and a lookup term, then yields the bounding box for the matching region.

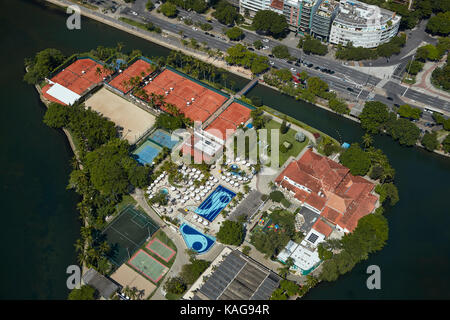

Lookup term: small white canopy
[226,178,230,182]
[202,221,208,226]
[170,186,176,191]
[236,157,241,162]
[46,83,81,105]
[226,172,231,177]
[234,182,239,187]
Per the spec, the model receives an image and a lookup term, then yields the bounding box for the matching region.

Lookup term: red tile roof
[312,219,333,237]
[276,149,378,233]
[270,0,284,10]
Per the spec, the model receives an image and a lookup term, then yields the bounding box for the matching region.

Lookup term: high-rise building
[329,0,401,48]
[310,0,339,41]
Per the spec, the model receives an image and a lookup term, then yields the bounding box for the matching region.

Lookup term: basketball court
[102,205,159,267]
[84,87,155,144]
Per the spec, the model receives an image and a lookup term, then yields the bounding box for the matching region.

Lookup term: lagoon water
[0,0,448,299]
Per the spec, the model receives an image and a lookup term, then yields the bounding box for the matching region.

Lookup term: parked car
[290,67,296,72]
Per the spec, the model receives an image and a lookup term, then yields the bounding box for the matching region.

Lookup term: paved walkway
[412,56,450,102]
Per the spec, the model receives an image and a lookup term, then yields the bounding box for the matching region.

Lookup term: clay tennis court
[141,69,228,122]
[109,59,154,94]
[110,264,156,299]
[205,102,252,141]
[42,57,111,105]
[84,88,155,144]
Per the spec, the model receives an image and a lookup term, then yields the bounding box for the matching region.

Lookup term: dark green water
[1,0,449,299]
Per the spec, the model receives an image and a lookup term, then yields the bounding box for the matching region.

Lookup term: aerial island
[24,0,450,300]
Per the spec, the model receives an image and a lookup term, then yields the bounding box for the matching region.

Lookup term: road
[84,0,449,116]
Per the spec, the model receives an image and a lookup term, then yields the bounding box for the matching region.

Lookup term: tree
[146,0,155,11]
[269,190,285,202]
[328,98,349,115]
[24,48,65,84]
[306,77,328,96]
[318,243,333,260]
[421,132,439,151]
[375,183,399,206]
[226,27,244,41]
[271,45,290,59]
[43,102,71,128]
[405,60,424,75]
[216,220,244,245]
[270,288,288,300]
[156,113,183,130]
[280,279,301,296]
[68,285,96,300]
[360,101,390,134]
[426,11,450,36]
[213,1,239,26]
[84,139,132,196]
[362,133,373,148]
[386,118,420,146]
[443,134,450,153]
[253,40,263,50]
[242,246,251,255]
[280,117,289,134]
[320,258,339,282]
[160,2,177,18]
[299,35,328,56]
[251,10,288,37]
[180,259,210,284]
[397,104,422,120]
[164,277,186,295]
[339,143,371,176]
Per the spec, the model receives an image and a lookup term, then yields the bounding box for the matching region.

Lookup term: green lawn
[263,120,309,166]
[116,195,137,214]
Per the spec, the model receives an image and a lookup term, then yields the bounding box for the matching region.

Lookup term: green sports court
[146,238,176,263]
[128,249,168,283]
[102,205,159,267]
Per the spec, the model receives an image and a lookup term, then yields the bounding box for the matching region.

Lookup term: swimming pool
[195,185,236,222]
[179,223,215,254]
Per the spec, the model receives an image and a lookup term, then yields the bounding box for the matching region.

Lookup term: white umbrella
[242,160,246,164]
[226,172,231,177]
[170,186,176,191]
[195,189,200,194]
[200,185,205,190]
[188,181,194,185]
[202,221,208,226]
[200,173,205,178]
[189,186,195,191]
[238,177,243,181]
[194,174,199,179]
[146,190,151,194]
[214,178,218,183]
[195,196,201,201]
[180,199,185,204]
[226,178,230,182]
[234,182,239,187]
[148,195,153,199]
[221,176,226,180]
[209,176,214,180]
[198,216,203,222]
[246,163,251,167]
[236,157,241,162]
[184,196,189,200]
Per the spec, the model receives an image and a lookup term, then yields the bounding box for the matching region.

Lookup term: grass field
[263,119,309,166]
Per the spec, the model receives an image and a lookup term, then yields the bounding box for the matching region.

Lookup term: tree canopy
[426,11,450,36]
[339,143,371,176]
[160,2,178,17]
[359,101,390,134]
[24,48,65,84]
[386,118,420,146]
[68,285,97,300]
[213,1,241,26]
[397,104,422,120]
[298,35,328,56]
[216,220,244,245]
[251,10,288,38]
[226,27,244,41]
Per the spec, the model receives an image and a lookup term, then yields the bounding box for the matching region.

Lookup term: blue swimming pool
[180,223,215,254]
[195,185,236,222]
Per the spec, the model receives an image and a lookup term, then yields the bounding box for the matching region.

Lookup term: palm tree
[116,42,124,52]
[74,239,84,253]
[305,275,319,288]
[123,286,138,300]
[362,133,373,148]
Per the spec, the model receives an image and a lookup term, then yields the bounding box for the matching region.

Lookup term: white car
[131,11,137,16]
[262,38,269,43]
[263,46,269,50]
[269,61,274,65]
[290,67,296,72]
[192,27,198,31]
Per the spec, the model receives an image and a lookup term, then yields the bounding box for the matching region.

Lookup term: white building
[240,0,272,16]
[329,0,401,48]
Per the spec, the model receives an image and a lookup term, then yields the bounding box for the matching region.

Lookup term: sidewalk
[412,57,450,102]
